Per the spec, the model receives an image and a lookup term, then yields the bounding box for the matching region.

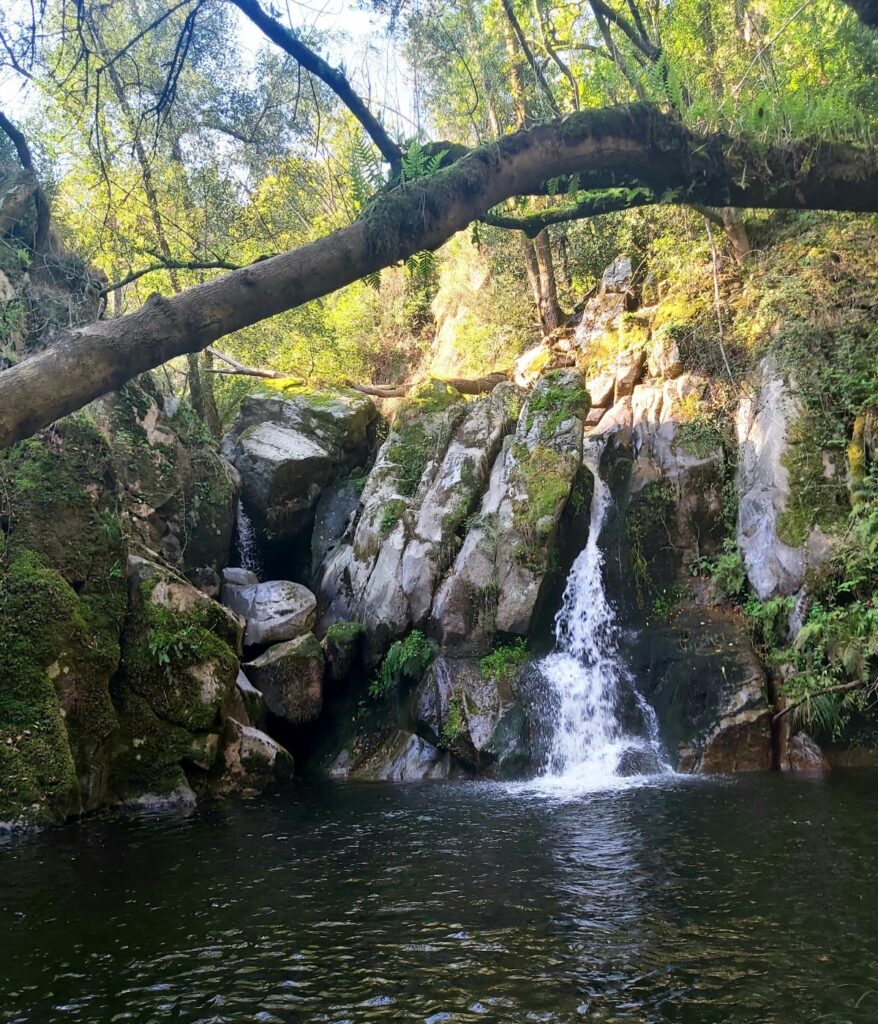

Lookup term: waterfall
[534,439,672,791]
[234,499,263,578]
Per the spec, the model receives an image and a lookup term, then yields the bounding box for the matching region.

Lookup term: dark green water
[2,773,878,1023]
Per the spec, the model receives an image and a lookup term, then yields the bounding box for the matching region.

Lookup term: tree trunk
[2,105,878,446]
[533,229,562,331]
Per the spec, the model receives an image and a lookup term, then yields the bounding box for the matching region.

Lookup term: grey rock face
[432,371,585,653]
[223,387,376,539]
[736,362,807,599]
[221,578,316,648]
[317,381,518,658]
[244,633,325,724]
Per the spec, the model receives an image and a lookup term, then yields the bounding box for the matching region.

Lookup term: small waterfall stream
[534,439,672,791]
[234,499,263,578]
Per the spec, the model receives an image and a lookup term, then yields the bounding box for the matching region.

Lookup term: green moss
[325,621,366,646]
[510,443,576,565]
[379,498,408,538]
[525,371,589,434]
[0,550,81,824]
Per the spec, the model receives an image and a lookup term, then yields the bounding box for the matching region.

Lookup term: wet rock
[635,608,772,773]
[223,386,376,540]
[220,578,316,648]
[347,730,454,780]
[244,633,325,724]
[432,371,585,653]
[216,718,294,794]
[780,731,831,772]
[413,656,531,776]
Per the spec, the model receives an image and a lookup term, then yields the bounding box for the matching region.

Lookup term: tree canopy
[0,0,877,443]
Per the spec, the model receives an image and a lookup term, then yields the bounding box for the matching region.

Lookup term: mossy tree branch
[3,104,878,446]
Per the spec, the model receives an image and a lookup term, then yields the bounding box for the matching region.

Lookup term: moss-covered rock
[0,417,128,824]
[244,633,325,724]
[107,556,241,802]
[93,382,238,573]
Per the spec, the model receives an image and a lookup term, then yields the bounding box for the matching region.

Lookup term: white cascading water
[535,439,672,792]
[234,499,263,578]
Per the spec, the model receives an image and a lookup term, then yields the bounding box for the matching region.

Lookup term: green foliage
[441,689,465,746]
[744,595,793,653]
[480,638,529,684]
[379,498,408,538]
[711,547,747,603]
[369,630,437,699]
[675,412,725,459]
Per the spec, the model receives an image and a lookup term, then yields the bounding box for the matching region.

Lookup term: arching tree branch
[228,0,403,174]
[2,104,878,446]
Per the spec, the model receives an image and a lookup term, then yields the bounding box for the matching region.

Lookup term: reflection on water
[2,773,878,1022]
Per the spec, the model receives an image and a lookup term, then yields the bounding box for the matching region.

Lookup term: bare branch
[229,0,403,174]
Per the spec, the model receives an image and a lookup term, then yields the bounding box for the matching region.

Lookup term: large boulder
[214,717,294,795]
[244,633,325,724]
[736,361,809,599]
[93,382,239,574]
[432,370,587,653]
[222,386,377,540]
[110,555,243,804]
[634,608,772,773]
[221,578,316,647]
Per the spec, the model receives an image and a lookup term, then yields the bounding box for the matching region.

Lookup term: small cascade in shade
[234,499,263,579]
[531,438,672,792]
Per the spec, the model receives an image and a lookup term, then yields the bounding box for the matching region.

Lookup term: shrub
[480,638,529,684]
[369,630,437,699]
